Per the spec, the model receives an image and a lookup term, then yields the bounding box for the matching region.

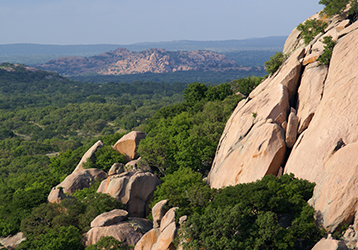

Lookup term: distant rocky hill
[36,48,251,76]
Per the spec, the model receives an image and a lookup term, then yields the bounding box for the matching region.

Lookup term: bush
[180,174,324,250]
[297,19,328,45]
[85,236,132,250]
[317,36,336,66]
[264,52,285,75]
[319,0,358,17]
[150,167,216,218]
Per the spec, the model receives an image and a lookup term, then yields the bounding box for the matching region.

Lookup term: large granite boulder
[113,131,146,161]
[48,168,107,199]
[135,205,178,250]
[73,140,104,172]
[207,82,289,188]
[97,171,160,217]
[90,209,129,228]
[83,217,152,248]
[311,238,347,250]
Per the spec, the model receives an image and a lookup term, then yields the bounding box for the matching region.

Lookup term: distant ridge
[36,48,253,76]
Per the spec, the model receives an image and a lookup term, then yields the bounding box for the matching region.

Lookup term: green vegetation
[138,82,241,176]
[179,174,324,250]
[71,69,267,85]
[150,167,216,218]
[317,36,336,66]
[85,236,133,250]
[264,52,286,75]
[297,19,328,45]
[319,0,358,17]
[0,62,325,249]
[18,182,122,249]
[229,75,265,96]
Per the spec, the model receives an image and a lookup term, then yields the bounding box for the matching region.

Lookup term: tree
[317,36,336,66]
[85,236,132,250]
[264,52,285,75]
[180,174,323,250]
[319,0,357,17]
[150,167,216,217]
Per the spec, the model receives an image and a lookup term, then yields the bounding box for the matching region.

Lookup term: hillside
[36,48,253,76]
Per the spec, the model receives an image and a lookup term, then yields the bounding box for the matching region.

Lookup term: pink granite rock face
[285,29,358,232]
[311,238,348,250]
[97,171,160,217]
[48,168,107,198]
[296,62,327,134]
[83,217,152,248]
[207,82,289,188]
[73,140,104,172]
[113,131,146,161]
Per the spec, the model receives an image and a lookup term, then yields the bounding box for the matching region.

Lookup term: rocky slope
[208,6,358,241]
[36,48,249,76]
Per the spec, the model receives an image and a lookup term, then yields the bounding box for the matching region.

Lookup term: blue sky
[1,0,323,45]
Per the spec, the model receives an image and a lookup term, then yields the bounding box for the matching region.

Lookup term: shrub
[317,36,336,66]
[319,0,358,17]
[180,174,324,250]
[264,52,285,75]
[297,19,328,45]
[150,167,216,218]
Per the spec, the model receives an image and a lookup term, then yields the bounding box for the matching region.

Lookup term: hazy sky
[1,0,323,45]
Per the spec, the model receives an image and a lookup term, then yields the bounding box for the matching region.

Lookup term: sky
[0,0,323,45]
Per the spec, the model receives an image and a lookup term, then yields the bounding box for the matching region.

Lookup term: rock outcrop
[0,232,26,250]
[208,5,358,235]
[83,216,152,248]
[207,81,289,188]
[37,48,250,76]
[113,131,146,161]
[97,171,160,217]
[48,168,107,198]
[311,238,348,250]
[73,140,104,172]
[135,202,178,250]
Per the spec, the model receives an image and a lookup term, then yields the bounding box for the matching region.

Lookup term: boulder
[152,222,177,250]
[134,228,161,250]
[160,207,178,232]
[207,82,289,188]
[49,168,107,197]
[152,200,169,229]
[108,163,124,176]
[125,157,141,171]
[47,187,67,203]
[83,217,152,248]
[296,62,327,134]
[90,209,129,228]
[311,238,347,250]
[97,171,160,217]
[0,232,26,250]
[135,207,178,250]
[285,29,358,231]
[113,131,146,161]
[73,140,104,172]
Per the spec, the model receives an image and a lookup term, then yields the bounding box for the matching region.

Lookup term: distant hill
[0,36,286,66]
[36,48,256,76]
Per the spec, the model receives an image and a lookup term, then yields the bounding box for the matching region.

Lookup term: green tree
[319,0,358,17]
[85,236,132,250]
[264,52,285,75]
[297,19,328,45]
[180,174,323,250]
[317,36,336,66]
[151,167,216,217]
